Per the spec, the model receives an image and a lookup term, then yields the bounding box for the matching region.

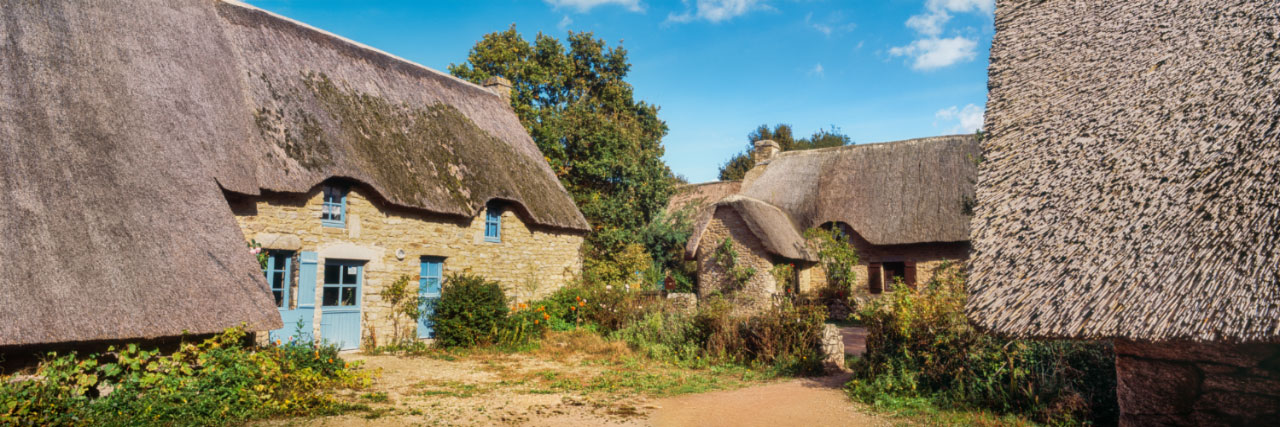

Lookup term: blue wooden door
[272,251,317,343]
[320,260,363,350]
[417,257,443,338]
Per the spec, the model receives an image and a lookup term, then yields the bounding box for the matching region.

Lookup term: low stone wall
[1114,340,1280,426]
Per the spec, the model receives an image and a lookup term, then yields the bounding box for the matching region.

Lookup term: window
[264,251,292,308]
[883,261,908,290]
[321,185,347,228]
[484,202,502,242]
[322,261,362,307]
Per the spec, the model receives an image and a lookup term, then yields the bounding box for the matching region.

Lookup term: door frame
[320,258,364,349]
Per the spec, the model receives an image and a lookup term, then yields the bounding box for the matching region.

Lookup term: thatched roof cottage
[0,0,587,354]
[676,135,978,313]
[969,1,1279,424]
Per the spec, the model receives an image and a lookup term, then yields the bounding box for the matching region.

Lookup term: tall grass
[847,263,1117,425]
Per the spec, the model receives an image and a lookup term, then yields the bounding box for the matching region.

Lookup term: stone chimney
[752,139,781,164]
[482,76,512,102]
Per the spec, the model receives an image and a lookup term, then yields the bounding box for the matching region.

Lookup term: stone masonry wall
[1114,340,1280,426]
[695,207,779,314]
[229,184,584,347]
[797,230,969,299]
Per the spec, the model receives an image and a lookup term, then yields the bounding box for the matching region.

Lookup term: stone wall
[1114,340,1280,426]
[695,207,780,314]
[228,183,584,347]
[796,228,969,299]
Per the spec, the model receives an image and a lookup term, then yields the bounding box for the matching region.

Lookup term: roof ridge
[774,133,975,158]
[218,0,500,99]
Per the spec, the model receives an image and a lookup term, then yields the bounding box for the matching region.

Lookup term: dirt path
[269,328,890,426]
[648,372,888,427]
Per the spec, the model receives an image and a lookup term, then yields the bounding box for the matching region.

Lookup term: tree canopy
[449,26,675,261]
[717,124,851,180]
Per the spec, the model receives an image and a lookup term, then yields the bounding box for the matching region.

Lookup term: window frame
[321,260,363,308]
[321,185,348,228]
[484,202,502,243]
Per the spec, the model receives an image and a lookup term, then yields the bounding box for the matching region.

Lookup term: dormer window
[321,185,347,228]
[484,202,502,242]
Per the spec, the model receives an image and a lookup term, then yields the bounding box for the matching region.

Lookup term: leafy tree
[450,26,675,260]
[717,124,852,180]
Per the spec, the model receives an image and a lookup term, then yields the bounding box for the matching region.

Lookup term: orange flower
[570,306,577,311]
[578,301,585,307]
[535,319,540,325]
[543,313,550,320]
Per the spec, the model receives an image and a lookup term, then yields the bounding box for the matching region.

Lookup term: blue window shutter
[418,257,444,338]
[297,252,318,308]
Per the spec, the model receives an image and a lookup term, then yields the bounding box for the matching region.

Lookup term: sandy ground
[264,327,888,426]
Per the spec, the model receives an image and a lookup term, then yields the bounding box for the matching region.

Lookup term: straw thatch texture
[686,195,816,262]
[0,0,586,346]
[683,135,978,260]
[968,0,1280,343]
[740,135,979,245]
[0,0,280,346]
[216,1,588,231]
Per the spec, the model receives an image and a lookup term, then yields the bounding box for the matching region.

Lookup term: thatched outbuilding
[678,135,978,313]
[969,0,1280,424]
[0,0,587,354]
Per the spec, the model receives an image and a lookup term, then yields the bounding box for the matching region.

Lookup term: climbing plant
[713,238,756,290]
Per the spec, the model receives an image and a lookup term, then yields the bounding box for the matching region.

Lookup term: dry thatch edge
[683,195,816,262]
[220,0,500,101]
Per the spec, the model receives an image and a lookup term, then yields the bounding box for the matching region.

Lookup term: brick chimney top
[482,76,512,101]
[752,139,781,164]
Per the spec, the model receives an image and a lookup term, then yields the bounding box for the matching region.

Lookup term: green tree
[450,26,675,259]
[717,124,852,180]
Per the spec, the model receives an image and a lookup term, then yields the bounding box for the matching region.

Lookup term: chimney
[482,76,512,102]
[752,139,781,164]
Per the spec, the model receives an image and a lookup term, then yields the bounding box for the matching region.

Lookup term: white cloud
[891,0,992,70]
[667,0,769,24]
[545,0,643,13]
[935,104,985,133]
[808,63,825,77]
[557,15,573,30]
[889,36,977,70]
[805,12,855,37]
[905,11,949,37]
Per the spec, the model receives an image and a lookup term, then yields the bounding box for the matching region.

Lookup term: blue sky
[242,0,994,183]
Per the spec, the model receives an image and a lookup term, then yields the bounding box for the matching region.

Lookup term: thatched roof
[218,1,588,231]
[740,135,979,246]
[685,135,979,260]
[967,0,1280,343]
[0,0,584,346]
[686,195,816,261]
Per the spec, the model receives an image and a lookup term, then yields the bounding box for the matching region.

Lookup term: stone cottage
[676,135,978,312]
[967,1,1280,425]
[0,0,587,356]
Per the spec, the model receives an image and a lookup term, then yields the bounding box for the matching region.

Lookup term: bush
[0,328,366,426]
[431,274,510,348]
[609,296,827,375]
[847,263,1117,425]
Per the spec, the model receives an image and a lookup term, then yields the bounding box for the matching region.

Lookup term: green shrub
[695,297,827,375]
[847,264,1117,425]
[0,328,366,426]
[431,274,510,348]
[611,311,701,362]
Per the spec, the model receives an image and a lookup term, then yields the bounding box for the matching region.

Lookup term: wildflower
[578,301,585,307]
[543,313,550,320]
[606,285,612,290]
[249,247,261,255]
[570,306,576,311]
[535,319,540,325]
